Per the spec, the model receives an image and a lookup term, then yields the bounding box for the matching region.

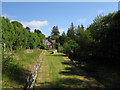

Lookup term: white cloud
[98,10,104,14]
[21,20,48,28]
[78,18,86,23]
[59,28,65,32]
[21,20,48,32]
[48,27,52,31]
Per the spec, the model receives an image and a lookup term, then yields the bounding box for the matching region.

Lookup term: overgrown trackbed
[34,50,104,88]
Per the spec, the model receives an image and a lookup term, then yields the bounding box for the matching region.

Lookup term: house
[43,39,55,50]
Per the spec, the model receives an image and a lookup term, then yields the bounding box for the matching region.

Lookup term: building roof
[43,39,51,45]
[51,40,55,44]
[43,39,55,46]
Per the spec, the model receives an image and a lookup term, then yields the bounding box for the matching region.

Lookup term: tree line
[50,10,120,64]
[2,17,46,52]
[1,10,120,64]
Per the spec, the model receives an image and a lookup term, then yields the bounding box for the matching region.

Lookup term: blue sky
[2,2,118,37]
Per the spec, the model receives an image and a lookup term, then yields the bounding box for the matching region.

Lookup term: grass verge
[2,48,42,88]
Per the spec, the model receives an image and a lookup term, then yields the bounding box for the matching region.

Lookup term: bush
[56,43,60,50]
[63,39,79,57]
[58,46,63,52]
[55,43,64,52]
[40,44,46,49]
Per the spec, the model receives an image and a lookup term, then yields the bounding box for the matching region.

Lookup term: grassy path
[34,50,104,88]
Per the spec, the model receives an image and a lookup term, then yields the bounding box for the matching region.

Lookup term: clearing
[34,50,104,88]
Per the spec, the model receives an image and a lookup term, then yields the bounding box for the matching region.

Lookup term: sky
[2,2,118,37]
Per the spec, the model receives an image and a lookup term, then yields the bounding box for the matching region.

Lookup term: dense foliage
[2,10,120,64]
[2,17,45,52]
[57,10,120,64]
[87,11,120,62]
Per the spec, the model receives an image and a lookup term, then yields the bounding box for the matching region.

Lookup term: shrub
[40,44,46,49]
[63,39,79,57]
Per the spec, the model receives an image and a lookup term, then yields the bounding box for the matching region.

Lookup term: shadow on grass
[47,50,53,53]
[80,62,120,88]
[46,54,66,57]
[72,57,120,88]
[61,61,71,65]
[2,54,30,86]
[61,61,76,66]
[34,78,101,89]
[61,60,85,76]
[59,67,84,76]
[46,52,67,57]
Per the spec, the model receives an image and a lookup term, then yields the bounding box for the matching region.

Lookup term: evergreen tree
[51,26,60,36]
[67,22,75,40]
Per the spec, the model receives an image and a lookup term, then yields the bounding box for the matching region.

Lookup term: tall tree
[2,17,45,51]
[59,32,70,46]
[34,29,42,34]
[51,26,60,36]
[26,26,30,32]
[67,22,75,40]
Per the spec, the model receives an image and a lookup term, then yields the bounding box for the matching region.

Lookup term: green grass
[77,60,120,88]
[2,48,42,88]
[34,50,104,88]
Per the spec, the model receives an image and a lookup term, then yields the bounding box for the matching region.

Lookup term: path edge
[24,50,46,90]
